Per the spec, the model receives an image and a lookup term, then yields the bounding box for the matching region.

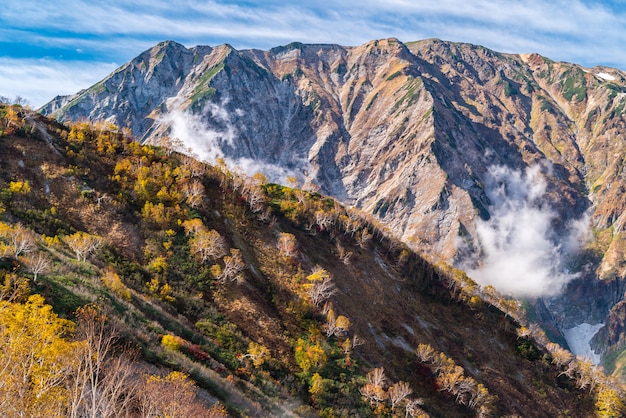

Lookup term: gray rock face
[41,38,626,276]
[42,41,213,138]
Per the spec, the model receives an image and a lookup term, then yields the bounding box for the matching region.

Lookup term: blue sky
[2,0,626,107]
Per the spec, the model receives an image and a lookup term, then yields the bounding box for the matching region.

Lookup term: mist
[162,101,311,185]
[466,165,590,298]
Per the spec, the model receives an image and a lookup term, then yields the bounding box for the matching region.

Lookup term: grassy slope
[0,106,600,416]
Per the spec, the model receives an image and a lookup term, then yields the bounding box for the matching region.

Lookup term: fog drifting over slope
[162,101,310,185]
[467,165,590,298]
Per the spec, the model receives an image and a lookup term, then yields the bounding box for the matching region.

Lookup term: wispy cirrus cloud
[0,58,118,108]
[2,0,625,106]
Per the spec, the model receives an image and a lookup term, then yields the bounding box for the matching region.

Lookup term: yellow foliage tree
[0,273,30,303]
[295,338,327,372]
[64,231,102,262]
[3,106,22,135]
[8,180,31,194]
[595,383,625,417]
[309,372,324,395]
[159,283,175,302]
[182,218,206,236]
[0,294,82,417]
[141,201,171,227]
[161,334,184,351]
[147,255,168,276]
[101,269,131,301]
[147,278,175,302]
[246,341,271,367]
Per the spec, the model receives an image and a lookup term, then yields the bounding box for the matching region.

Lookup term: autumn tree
[516,326,532,339]
[3,106,24,136]
[243,342,271,367]
[294,338,327,372]
[323,308,351,338]
[277,232,298,257]
[309,372,325,397]
[189,229,227,263]
[357,228,372,249]
[305,267,337,306]
[388,381,412,410]
[595,383,625,417]
[146,277,175,302]
[0,273,29,303]
[182,179,205,208]
[179,154,206,178]
[244,185,266,214]
[0,294,81,417]
[336,242,352,265]
[218,248,246,283]
[10,223,36,258]
[415,343,436,363]
[64,232,102,262]
[24,251,52,283]
[574,358,604,392]
[182,218,205,236]
[416,343,494,413]
[161,334,184,351]
[360,367,387,406]
[314,210,334,231]
[68,305,136,418]
[404,398,428,418]
[100,269,131,301]
[546,342,573,368]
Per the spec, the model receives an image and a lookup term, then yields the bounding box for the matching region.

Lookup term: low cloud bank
[466,165,590,298]
[162,101,310,185]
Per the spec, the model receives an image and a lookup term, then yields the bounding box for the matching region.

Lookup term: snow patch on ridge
[596,72,616,81]
[562,323,603,365]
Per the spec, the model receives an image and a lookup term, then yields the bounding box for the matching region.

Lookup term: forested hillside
[1,103,623,416]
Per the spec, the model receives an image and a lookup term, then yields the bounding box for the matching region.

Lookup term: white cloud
[3,1,626,68]
[164,100,234,162]
[163,101,310,185]
[3,1,626,107]
[0,58,118,108]
[466,165,590,298]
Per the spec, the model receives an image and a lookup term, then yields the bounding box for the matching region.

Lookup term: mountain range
[40,37,626,395]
